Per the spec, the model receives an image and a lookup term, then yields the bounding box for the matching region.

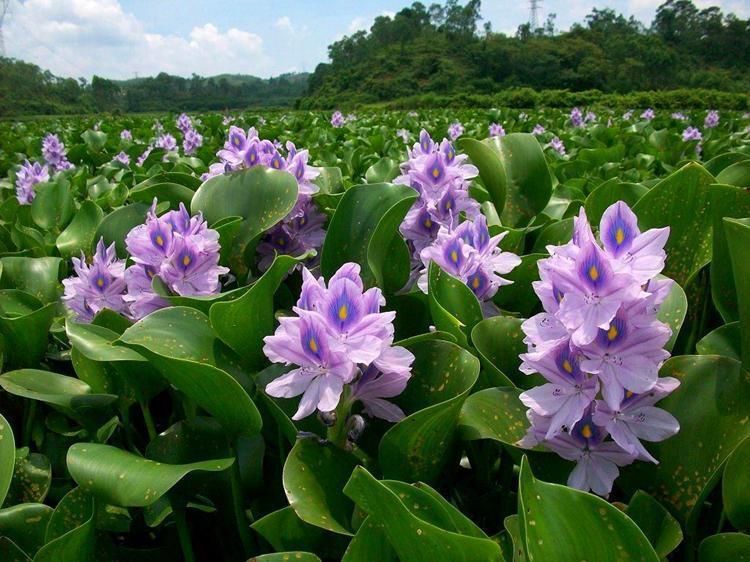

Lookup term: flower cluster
[176,113,203,155]
[63,201,228,322]
[517,202,679,496]
[418,214,521,313]
[42,134,73,173]
[641,108,655,121]
[585,111,597,123]
[120,129,133,141]
[331,111,345,128]
[448,121,464,140]
[570,107,584,127]
[704,110,719,129]
[203,126,326,269]
[682,126,702,142]
[548,137,566,155]
[263,263,414,422]
[489,123,505,137]
[396,129,479,272]
[671,112,688,121]
[15,160,49,205]
[113,151,130,166]
[532,124,546,135]
[156,133,177,153]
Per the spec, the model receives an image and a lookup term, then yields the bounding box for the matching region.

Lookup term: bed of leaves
[0,108,749,561]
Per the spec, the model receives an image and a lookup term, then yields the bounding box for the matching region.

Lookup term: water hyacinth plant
[0,105,748,562]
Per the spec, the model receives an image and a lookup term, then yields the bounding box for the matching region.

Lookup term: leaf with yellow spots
[0,413,14,507]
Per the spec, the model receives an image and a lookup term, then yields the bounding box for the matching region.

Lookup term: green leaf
[518,457,658,561]
[210,254,302,368]
[320,183,417,288]
[426,262,482,348]
[724,218,750,369]
[0,291,56,369]
[619,355,750,526]
[458,138,507,216]
[6,449,51,505]
[66,443,233,507]
[0,504,52,557]
[699,533,750,561]
[0,537,30,562]
[364,157,399,184]
[129,182,194,209]
[342,518,396,562]
[0,370,116,414]
[283,437,358,535]
[493,254,543,318]
[252,506,349,559]
[379,339,480,484]
[531,218,573,252]
[632,162,714,286]
[484,133,553,227]
[81,130,107,152]
[93,203,150,258]
[656,276,688,351]
[696,322,741,360]
[716,160,750,187]
[723,437,750,530]
[36,487,95,562]
[118,307,262,438]
[250,554,321,562]
[30,181,74,231]
[710,184,750,323]
[56,201,104,259]
[584,179,648,225]
[471,316,535,389]
[0,414,15,507]
[458,387,528,446]
[344,466,503,561]
[0,257,61,303]
[625,491,683,558]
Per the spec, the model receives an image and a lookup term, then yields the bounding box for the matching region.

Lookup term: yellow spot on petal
[182,254,191,267]
[338,304,348,321]
[607,325,618,341]
[626,390,634,399]
[309,338,318,353]
[588,265,599,281]
[471,276,480,289]
[615,228,625,245]
[424,218,432,229]
[431,167,440,178]
[581,424,593,439]
[155,234,164,247]
[562,359,573,373]
[96,277,104,288]
[450,250,459,263]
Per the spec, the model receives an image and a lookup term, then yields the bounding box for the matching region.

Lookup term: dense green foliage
[0,58,309,117]
[303,0,750,106]
[0,108,748,561]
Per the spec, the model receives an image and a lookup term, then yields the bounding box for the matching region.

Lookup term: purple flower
[257,196,326,271]
[548,137,566,155]
[671,112,687,121]
[124,200,228,319]
[113,151,130,166]
[62,238,128,323]
[641,108,655,121]
[182,128,203,155]
[682,126,702,142]
[517,201,677,495]
[570,107,584,128]
[136,146,153,167]
[532,124,546,135]
[42,133,73,173]
[585,111,597,123]
[222,115,235,126]
[704,110,719,129]
[120,129,133,141]
[263,263,414,421]
[331,111,345,128]
[447,122,464,140]
[176,113,193,134]
[156,134,177,152]
[489,123,505,137]
[15,160,49,205]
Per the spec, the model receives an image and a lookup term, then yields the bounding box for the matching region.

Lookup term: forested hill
[0,60,309,117]
[302,0,750,107]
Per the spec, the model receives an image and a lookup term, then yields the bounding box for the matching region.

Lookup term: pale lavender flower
[641,108,655,121]
[671,112,687,121]
[622,110,634,121]
[15,160,49,205]
[570,107,584,127]
[62,238,128,323]
[42,133,73,173]
[345,113,357,123]
[136,146,153,167]
[182,128,203,155]
[176,113,192,134]
[113,151,130,166]
[331,111,345,128]
[548,137,566,155]
[222,115,235,126]
[263,263,414,421]
[156,134,177,152]
[489,123,505,137]
[397,128,410,143]
[532,124,546,135]
[585,111,597,123]
[120,129,133,141]
[448,121,464,140]
[704,110,719,129]
[257,197,326,271]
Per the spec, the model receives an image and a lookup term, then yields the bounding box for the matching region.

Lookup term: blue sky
[5,0,749,80]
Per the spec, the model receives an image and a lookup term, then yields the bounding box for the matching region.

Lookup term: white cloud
[347,16,367,33]
[4,0,272,79]
[274,16,294,33]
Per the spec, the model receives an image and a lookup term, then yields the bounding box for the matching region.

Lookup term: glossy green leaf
[36,487,95,562]
[625,491,683,558]
[6,449,51,505]
[118,307,262,437]
[0,413,14,507]
[518,457,658,561]
[250,554,321,562]
[344,466,503,561]
[716,160,750,187]
[55,201,104,259]
[656,276,688,351]
[427,262,482,348]
[66,443,233,507]
[379,339,480,484]
[0,257,61,303]
[584,179,648,224]
[81,130,107,152]
[0,370,116,414]
[724,218,750,369]
[493,254,543,318]
[619,355,750,526]
[632,162,714,286]
[30,180,74,231]
[93,202,150,258]
[531,217,573,252]
[210,254,302,368]
[458,387,528,446]
[699,533,750,561]
[484,133,553,227]
[710,184,750,323]
[459,138,507,215]
[0,291,56,369]
[471,316,535,389]
[252,506,349,559]
[723,437,750,530]
[0,537,30,562]
[129,181,194,208]
[283,437,358,535]
[364,157,399,184]
[342,518,396,562]
[320,182,417,287]
[696,322,741,360]
[0,504,52,557]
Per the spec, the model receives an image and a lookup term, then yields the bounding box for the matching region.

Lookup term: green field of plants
[0,106,749,561]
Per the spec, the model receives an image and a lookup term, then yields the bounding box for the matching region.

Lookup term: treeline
[0,58,309,117]
[302,0,750,107]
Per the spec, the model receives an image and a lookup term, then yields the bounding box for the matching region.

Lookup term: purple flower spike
[489,123,505,138]
[641,108,655,121]
[15,160,49,205]
[532,124,546,135]
[704,110,719,129]
[120,129,133,141]
[63,238,129,323]
[263,263,413,422]
[42,133,73,173]
[331,111,345,128]
[448,122,464,141]
[570,107,584,127]
[682,126,702,142]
